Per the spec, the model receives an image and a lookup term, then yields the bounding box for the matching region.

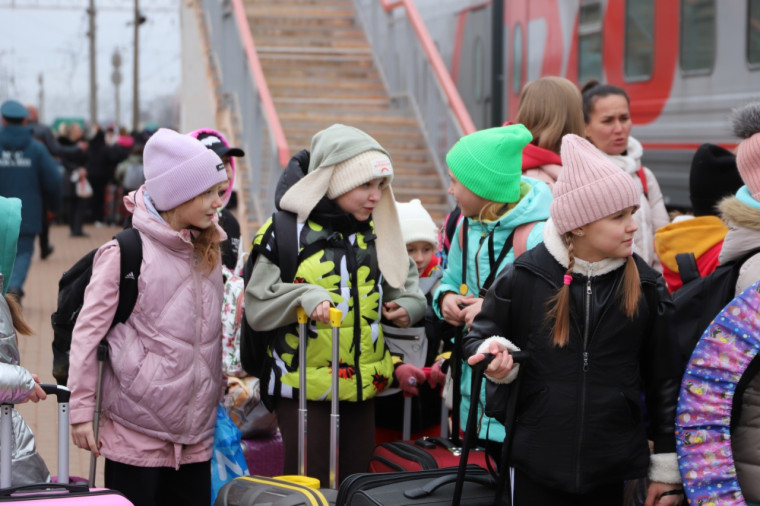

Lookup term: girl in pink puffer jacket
[68,128,229,506]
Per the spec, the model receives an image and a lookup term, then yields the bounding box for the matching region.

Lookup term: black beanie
[689,143,743,216]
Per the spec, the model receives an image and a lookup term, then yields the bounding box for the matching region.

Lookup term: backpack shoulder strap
[512,222,538,259]
[676,252,700,285]
[271,210,299,282]
[112,227,142,326]
[636,167,649,199]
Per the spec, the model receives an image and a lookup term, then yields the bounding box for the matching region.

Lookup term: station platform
[14,222,123,485]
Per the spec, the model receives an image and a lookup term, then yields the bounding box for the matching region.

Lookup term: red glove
[394,363,426,396]
[428,358,447,389]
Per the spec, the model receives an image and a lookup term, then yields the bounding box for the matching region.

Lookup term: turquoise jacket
[433,176,552,442]
[0,197,21,295]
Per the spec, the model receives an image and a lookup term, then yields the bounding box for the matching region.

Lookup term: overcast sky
[0,0,179,128]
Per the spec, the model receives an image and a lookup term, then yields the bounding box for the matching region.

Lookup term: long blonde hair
[515,76,585,155]
[6,293,32,335]
[161,198,222,274]
[477,201,517,222]
[545,233,641,347]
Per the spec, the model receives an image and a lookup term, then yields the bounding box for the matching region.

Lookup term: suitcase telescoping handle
[452,351,529,506]
[329,307,342,490]
[0,384,71,489]
[297,306,308,477]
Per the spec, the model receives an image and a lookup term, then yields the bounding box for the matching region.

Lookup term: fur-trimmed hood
[718,195,760,264]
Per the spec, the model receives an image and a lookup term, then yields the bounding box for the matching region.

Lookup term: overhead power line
[0,0,175,12]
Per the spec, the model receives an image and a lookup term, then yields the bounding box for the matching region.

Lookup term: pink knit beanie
[551,134,639,234]
[144,128,227,211]
[731,102,760,200]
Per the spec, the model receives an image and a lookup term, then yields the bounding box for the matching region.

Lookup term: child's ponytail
[546,232,575,347]
[5,293,33,336]
[620,255,641,318]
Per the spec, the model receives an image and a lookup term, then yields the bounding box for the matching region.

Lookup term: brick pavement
[14,223,118,485]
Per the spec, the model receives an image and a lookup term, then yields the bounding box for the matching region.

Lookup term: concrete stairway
[245,0,451,223]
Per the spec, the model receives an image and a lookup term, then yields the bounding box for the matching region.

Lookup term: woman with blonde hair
[512,76,585,191]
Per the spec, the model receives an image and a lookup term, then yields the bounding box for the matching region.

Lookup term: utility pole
[132,0,141,132]
[37,73,44,122]
[112,48,122,129]
[88,0,97,125]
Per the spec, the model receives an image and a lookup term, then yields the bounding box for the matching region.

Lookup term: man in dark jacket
[0,100,61,301]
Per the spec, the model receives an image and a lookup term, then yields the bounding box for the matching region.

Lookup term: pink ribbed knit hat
[731,102,760,200]
[551,134,640,234]
[144,128,227,211]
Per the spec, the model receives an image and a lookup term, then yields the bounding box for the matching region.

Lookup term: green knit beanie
[446,123,532,203]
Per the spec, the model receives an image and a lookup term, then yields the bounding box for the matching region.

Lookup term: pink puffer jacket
[69,187,226,468]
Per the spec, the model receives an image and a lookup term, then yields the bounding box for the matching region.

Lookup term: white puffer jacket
[603,136,670,271]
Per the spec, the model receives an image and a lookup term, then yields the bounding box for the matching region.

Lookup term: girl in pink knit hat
[68,128,229,506]
[464,134,683,505]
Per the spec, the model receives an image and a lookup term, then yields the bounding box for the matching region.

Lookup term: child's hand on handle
[461,298,484,330]
[310,300,332,324]
[428,358,447,388]
[394,363,426,396]
[382,302,410,328]
[467,340,515,381]
[22,374,47,403]
[440,293,476,327]
[72,421,100,457]
[645,482,683,506]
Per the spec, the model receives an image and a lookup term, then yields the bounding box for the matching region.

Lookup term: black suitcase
[336,465,494,505]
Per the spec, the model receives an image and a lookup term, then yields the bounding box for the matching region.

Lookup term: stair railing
[201,0,290,226]
[354,0,477,189]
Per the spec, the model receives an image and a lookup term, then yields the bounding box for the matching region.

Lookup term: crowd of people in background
[1,73,760,506]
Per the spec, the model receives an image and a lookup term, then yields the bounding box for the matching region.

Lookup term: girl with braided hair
[464,134,683,505]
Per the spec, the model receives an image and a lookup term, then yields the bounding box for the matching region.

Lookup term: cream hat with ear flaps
[279,124,408,289]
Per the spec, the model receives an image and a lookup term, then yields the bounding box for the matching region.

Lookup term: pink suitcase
[241,431,284,477]
[0,384,133,503]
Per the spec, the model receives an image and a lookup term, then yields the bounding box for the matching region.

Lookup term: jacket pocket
[515,385,549,426]
[127,350,163,404]
[603,390,640,429]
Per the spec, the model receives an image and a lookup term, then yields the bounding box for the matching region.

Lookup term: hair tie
[563,274,573,286]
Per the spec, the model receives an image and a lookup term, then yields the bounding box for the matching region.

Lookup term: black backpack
[51,228,143,385]
[239,211,298,409]
[672,247,760,369]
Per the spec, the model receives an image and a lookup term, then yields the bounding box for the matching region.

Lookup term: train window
[578,3,603,84]
[474,36,484,103]
[680,0,715,74]
[749,0,760,65]
[513,23,523,94]
[624,0,654,80]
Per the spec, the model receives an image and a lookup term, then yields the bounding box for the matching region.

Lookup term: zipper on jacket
[186,267,202,437]
[576,274,592,491]
[343,235,363,402]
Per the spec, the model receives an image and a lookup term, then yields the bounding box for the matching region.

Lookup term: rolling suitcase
[241,432,284,477]
[215,307,342,505]
[340,351,528,505]
[0,384,133,504]
[368,353,496,473]
[337,465,495,505]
